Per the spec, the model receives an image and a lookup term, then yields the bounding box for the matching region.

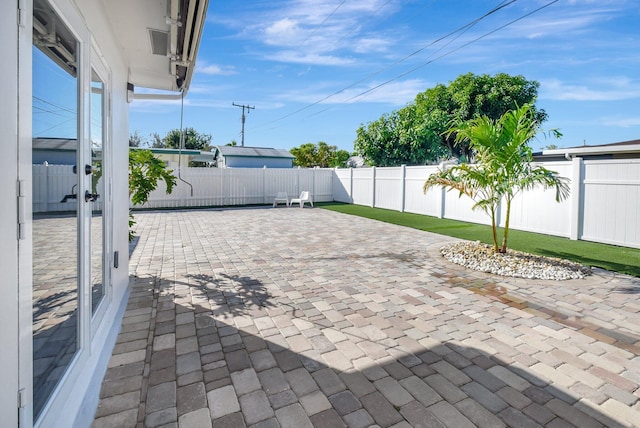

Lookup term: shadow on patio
[94,208,639,427]
[93,272,631,428]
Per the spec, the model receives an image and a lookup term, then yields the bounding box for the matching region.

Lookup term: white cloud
[601,117,640,127]
[539,78,640,101]
[266,51,356,66]
[264,18,302,46]
[197,62,236,75]
[277,78,429,106]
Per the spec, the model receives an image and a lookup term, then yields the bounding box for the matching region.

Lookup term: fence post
[349,167,353,203]
[400,165,406,212]
[313,167,316,202]
[44,163,50,212]
[569,157,583,240]
[371,166,376,208]
[437,162,445,218]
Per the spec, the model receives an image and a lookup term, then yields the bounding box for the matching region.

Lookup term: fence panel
[33,164,77,213]
[313,169,334,202]
[405,166,440,216]
[374,167,403,211]
[504,161,573,237]
[581,159,640,248]
[333,169,352,203]
[351,169,373,206]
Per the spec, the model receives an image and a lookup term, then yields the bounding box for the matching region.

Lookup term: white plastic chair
[290,191,313,208]
[273,192,290,207]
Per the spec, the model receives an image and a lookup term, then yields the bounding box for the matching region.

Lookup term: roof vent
[148,29,169,56]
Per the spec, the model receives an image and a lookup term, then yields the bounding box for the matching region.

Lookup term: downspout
[178,91,194,196]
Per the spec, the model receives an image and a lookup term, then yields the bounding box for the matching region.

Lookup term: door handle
[85,190,100,202]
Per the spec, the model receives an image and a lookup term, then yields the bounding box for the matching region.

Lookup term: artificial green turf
[317,202,640,277]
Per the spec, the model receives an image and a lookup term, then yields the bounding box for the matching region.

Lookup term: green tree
[150,132,164,148]
[355,105,448,166]
[415,72,545,160]
[423,104,569,253]
[129,131,143,147]
[290,142,350,168]
[128,149,177,241]
[163,127,213,151]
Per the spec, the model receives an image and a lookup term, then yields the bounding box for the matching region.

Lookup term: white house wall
[54,1,132,427]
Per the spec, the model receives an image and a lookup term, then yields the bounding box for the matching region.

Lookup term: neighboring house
[1,0,208,427]
[130,147,215,168]
[534,139,640,161]
[214,145,294,168]
[32,138,78,165]
[346,155,366,168]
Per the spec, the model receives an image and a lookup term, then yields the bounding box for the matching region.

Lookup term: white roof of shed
[215,146,294,159]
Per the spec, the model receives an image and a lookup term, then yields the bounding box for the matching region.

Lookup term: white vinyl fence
[32,165,334,212]
[32,159,640,248]
[333,158,640,249]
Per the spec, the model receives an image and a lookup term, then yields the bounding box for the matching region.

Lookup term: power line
[299,0,347,46]
[336,0,559,108]
[252,0,517,130]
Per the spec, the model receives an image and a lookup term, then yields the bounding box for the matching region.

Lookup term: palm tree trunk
[500,198,512,253]
[491,208,499,252]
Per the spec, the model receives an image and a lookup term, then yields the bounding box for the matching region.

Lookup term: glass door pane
[32,0,79,419]
[90,69,105,314]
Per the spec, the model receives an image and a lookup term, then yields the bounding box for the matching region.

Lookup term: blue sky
[38,0,640,153]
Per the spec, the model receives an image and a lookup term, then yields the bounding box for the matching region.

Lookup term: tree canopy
[354,73,545,165]
[354,105,448,167]
[290,142,350,168]
[161,127,213,151]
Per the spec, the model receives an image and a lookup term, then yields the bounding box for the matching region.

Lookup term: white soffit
[99,0,208,94]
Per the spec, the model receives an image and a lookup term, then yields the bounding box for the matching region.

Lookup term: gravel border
[440,241,592,280]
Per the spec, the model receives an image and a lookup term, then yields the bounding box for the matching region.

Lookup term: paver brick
[309,409,346,428]
[226,350,252,373]
[259,367,290,395]
[231,368,261,396]
[145,407,178,427]
[178,408,212,428]
[400,401,445,428]
[275,403,313,428]
[312,368,346,396]
[338,372,376,398]
[299,390,332,416]
[208,385,240,419]
[285,367,318,396]
[177,382,206,416]
[92,409,138,428]
[373,376,413,407]
[461,382,508,413]
[328,390,362,416]
[240,390,274,425]
[94,390,141,418]
[399,376,442,407]
[424,374,467,404]
[250,349,277,372]
[360,391,403,427]
[455,398,506,428]
[342,408,375,428]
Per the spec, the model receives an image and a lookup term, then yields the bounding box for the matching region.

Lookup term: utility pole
[232,102,255,147]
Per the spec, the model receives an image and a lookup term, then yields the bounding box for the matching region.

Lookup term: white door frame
[20,0,96,426]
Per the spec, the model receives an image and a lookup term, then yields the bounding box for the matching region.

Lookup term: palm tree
[424,104,570,253]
